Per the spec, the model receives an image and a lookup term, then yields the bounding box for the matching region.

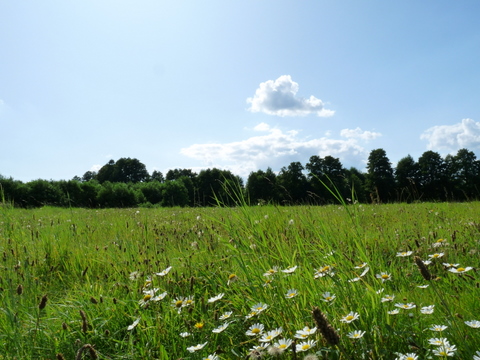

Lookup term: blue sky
[1,1,480,182]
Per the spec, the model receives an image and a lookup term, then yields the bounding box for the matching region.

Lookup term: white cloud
[420,118,480,151]
[246,75,334,117]
[340,127,382,141]
[180,124,375,178]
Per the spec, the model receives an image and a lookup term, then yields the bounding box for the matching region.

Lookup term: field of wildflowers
[0,202,479,359]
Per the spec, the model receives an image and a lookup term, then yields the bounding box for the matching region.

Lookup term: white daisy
[186,342,208,353]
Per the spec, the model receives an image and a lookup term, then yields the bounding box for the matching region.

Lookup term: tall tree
[394,155,420,202]
[366,149,395,203]
[277,161,308,204]
[306,155,347,203]
[417,150,446,200]
[246,167,278,205]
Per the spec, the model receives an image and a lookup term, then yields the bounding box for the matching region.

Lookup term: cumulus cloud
[247,75,334,117]
[340,127,382,141]
[180,124,379,178]
[420,118,480,151]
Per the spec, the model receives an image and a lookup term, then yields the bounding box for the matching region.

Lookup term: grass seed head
[414,256,432,281]
[39,294,48,310]
[312,307,340,345]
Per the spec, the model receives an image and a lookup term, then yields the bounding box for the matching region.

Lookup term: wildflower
[428,337,449,346]
[376,272,392,282]
[396,353,418,360]
[194,322,204,330]
[347,330,366,339]
[245,311,257,320]
[388,309,400,315]
[139,293,152,307]
[340,312,360,323]
[246,323,264,336]
[397,251,413,257]
[449,266,473,274]
[267,345,285,357]
[395,303,416,310]
[227,273,238,285]
[473,351,480,360]
[183,295,194,307]
[212,322,230,333]
[155,266,172,276]
[417,284,429,288]
[259,328,282,342]
[186,342,208,353]
[376,288,385,294]
[282,265,298,274]
[428,253,444,260]
[465,320,480,328]
[172,297,185,312]
[423,260,432,265]
[219,311,233,320]
[314,265,334,278]
[321,291,336,302]
[285,289,298,298]
[179,332,191,337]
[129,271,140,281]
[272,338,293,350]
[295,326,317,338]
[359,266,370,277]
[263,267,279,276]
[442,263,459,268]
[381,294,395,302]
[421,305,435,314]
[354,262,368,269]
[433,344,456,357]
[296,339,317,352]
[349,277,361,282]
[127,318,140,330]
[251,303,268,314]
[203,355,219,360]
[430,324,447,331]
[207,293,225,303]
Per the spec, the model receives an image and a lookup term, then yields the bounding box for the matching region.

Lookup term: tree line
[1,148,479,208]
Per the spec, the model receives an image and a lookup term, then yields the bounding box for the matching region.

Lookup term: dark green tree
[417,150,446,200]
[166,168,197,181]
[394,155,420,202]
[277,161,308,204]
[306,155,347,203]
[245,168,278,205]
[366,149,395,203]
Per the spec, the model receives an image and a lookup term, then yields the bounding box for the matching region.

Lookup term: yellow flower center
[252,328,261,334]
[143,294,152,302]
[381,274,389,279]
[457,267,465,272]
[432,254,439,258]
[321,266,330,272]
[228,274,237,280]
[175,300,183,307]
[302,344,310,350]
[345,315,354,321]
[279,344,287,349]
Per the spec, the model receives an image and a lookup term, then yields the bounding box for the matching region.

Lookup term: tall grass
[0,202,479,359]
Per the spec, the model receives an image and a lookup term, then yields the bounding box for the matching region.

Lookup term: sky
[1,1,480,182]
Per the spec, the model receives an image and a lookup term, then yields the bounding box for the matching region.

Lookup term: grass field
[0,202,479,359]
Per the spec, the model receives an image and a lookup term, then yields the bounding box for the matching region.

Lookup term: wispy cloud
[181,123,379,177]
[420,118,480,151]
[246,75,334,117]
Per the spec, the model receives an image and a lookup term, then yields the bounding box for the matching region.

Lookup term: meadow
[0,202,479,359]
